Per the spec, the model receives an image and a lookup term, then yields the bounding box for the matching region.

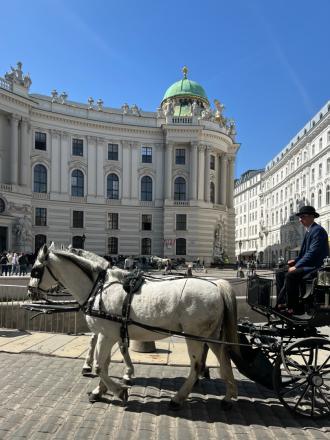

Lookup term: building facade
[0,63,239,262]
[234,101,330,264]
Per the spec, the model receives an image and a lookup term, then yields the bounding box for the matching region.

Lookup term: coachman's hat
[295,205,319,218]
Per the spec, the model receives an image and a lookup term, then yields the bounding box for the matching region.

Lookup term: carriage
[23,247,330,419]
[233,259,330,419]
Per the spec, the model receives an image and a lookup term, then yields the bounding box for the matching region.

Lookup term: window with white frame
[108,143,119,160]
[107,212,118,229]
[175,149,185,165]
[141,146,152,163]
[72,138,83,156]
[35,132,47,150]
[142,214,152,231]
[35,208,47,226]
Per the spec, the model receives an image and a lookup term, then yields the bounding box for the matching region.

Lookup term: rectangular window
[175,149,185,165]
[35,132,47,150]
[35,208,47,226]
[210,155,215,170]
[72,138,83,156]
[108,237,118,254]
[72,210,84,228]
[107,212,118,230]
[142,146,152,163]
[142,214,152,231]
[176,214,187,231]
[108,143,119,161]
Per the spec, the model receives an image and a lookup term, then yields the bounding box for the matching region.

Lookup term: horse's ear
[49,241,55,251]
[40,244,49,261]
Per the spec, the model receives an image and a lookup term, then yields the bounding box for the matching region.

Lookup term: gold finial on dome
[182,66,188,79]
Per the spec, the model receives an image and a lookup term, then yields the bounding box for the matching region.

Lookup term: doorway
[0,227,7,252]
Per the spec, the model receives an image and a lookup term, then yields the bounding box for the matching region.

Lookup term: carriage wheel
[273,337,330,418]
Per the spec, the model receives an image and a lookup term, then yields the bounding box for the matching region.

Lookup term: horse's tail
[216,280,240,356]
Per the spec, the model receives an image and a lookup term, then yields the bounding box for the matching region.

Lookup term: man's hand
[288,266,296,272]
[287,259,295,267]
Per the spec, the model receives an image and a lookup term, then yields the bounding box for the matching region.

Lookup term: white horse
[28,245,239,409]
[151,255,169,270]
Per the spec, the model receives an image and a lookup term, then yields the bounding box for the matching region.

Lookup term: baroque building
[234,101,330,264]
[0,63,239,261]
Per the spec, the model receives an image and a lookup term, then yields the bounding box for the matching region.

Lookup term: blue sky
[1,0,330,177]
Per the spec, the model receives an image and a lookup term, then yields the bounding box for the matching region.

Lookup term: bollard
[131,340,156,353]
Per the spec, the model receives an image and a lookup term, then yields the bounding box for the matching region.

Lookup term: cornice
[0,89,35,109]
[30,109,162,137]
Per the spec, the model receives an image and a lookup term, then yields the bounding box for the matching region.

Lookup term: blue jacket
[295,222,329,272]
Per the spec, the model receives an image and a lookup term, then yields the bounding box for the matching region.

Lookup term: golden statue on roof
[182,66,188,79]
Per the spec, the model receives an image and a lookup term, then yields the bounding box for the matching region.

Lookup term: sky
[1,0,330,177]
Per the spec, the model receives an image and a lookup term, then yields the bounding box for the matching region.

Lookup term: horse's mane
[52,249,109,278]
[108,267,129,282]
[68,248,110,268]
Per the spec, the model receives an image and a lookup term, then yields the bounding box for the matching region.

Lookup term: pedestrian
[7,251,13,275]
[0,252,8,276]
[18,253,28,275]
[12,252,19,275]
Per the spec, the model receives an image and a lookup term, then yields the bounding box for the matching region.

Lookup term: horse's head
[28,243,59,300]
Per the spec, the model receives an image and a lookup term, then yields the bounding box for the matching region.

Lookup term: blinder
[31,266,45,280]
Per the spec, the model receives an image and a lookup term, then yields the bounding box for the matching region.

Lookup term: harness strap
[120,283,135,346]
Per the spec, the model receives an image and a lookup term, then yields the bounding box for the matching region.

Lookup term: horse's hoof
[87,392,101,403]
[118,388,128,403]
[221,399,233,410]
[168,400,182,411]
[82,367,92,376]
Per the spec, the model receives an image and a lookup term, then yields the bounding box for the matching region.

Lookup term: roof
[162,67,209,104]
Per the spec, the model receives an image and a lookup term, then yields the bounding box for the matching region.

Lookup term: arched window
[326,185,330,205]
[141,176,152,201]
[33,164,47,193]
[107,174,119,199]
[174,177,186,200]
[311,192,315,206]
[210,182,215,203]
[35,234,47,252]
[72,235,85,249]
[318,189,322,208]
[71,169,84,197]
[176,238,186,255]
[108,237,118,254]
[141,238,151,255]
[327,158,330,174]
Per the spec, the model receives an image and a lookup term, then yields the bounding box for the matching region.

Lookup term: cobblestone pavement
[0,352,329,440]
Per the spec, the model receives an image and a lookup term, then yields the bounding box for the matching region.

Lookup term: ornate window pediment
[104,164,122,175]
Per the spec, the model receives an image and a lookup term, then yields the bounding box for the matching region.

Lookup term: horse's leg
[89,333,128,403]
[170,339,204,409]
[82,333,98,376]
[199,344,210,379]
[208,342,237,408]
[119,342,134,385]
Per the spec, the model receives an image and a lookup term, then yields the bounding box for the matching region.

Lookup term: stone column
[190,142,198,200]
[204,146,211,202]
[197,145,205,201]
[220,154,228,206]
[60,132,69,193]
[228,156,235,209]
[50,130,61,193]
[96,138,105,197]
[164,142,173,199]
[122,141,131,200]
[155,143,164,201]
[87,136,97,196]
[131,143,138,199]
[10,114,20,185]
[20,117,30,186]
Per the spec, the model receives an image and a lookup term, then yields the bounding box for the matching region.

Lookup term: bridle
[29,260,63,296]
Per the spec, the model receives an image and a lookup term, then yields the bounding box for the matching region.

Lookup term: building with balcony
[234,101,330,264]
[0,63,239,261]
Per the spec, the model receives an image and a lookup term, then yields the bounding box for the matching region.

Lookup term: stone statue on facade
[4,61,32,89]
[15,215,30,244]
[228,119,237,138]
[214,99,227,127]
[60,92,68,104]
[122,103,130,114]
[213,221,225,258]
[97,99,103,111]
[51,89,59,103]
[191,100,199,116]
[131,104,140,116]
[201,107,213,120]
[164,100,174,117]
[88,97,94,109]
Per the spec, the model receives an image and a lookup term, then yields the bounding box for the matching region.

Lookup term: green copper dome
[162,67,209,104]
